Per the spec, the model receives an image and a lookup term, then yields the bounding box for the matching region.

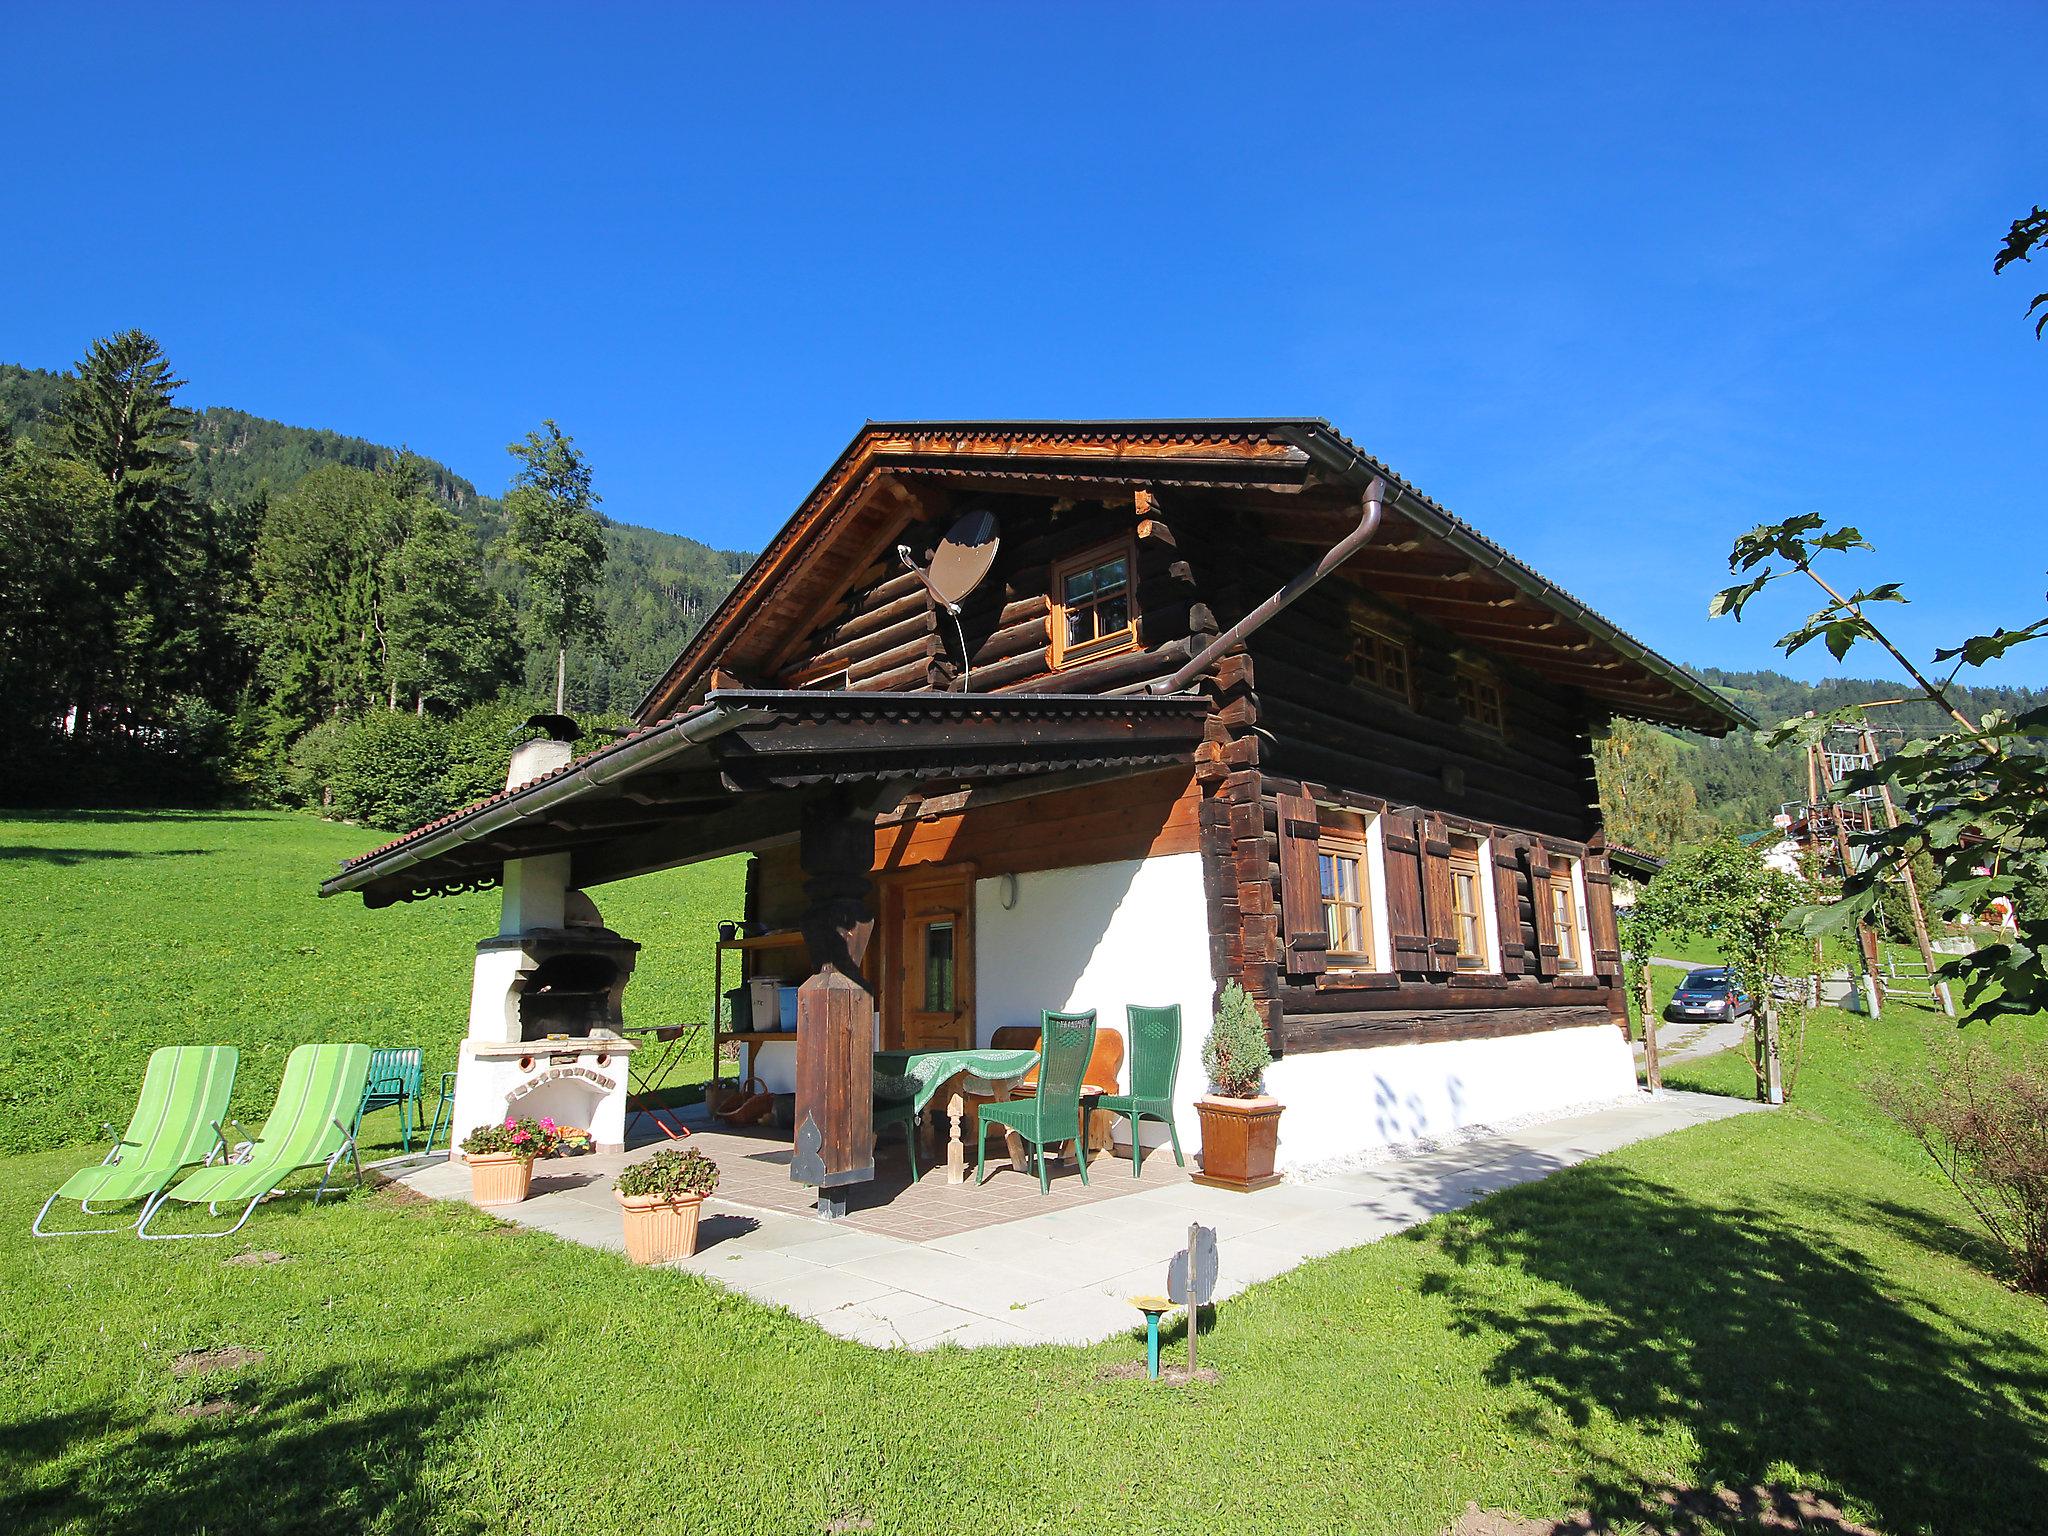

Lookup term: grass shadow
[1417,1162,2048,1534]
[0,1338,533,1535]
[0,845,214,865]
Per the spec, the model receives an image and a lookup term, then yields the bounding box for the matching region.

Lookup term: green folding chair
[1094,1003,1186,1177]
[33,1045,239,1237]
[352,1046,425,1153]
[139,1043,373,1241]
[976,1010,1096,1193]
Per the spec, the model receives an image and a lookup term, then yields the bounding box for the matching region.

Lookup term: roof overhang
[320,690,1210,908]
[634,420,1755,736]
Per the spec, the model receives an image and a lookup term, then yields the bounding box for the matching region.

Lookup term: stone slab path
[391,1090,1758,1351]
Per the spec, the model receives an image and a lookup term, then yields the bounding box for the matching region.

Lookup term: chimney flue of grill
[506,713,583,791]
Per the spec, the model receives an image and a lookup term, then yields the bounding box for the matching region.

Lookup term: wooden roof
[634,420,1752,736]
[321,690,1208,907]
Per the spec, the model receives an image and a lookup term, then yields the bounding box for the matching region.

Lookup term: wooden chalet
[324,420,1751,1187]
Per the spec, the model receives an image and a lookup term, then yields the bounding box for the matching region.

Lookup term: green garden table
[874,1047,1038,1185]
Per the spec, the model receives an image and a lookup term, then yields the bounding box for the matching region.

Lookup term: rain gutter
[1150,475,1389,695]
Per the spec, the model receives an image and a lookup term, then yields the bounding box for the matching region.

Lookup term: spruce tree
[501,420,607,712]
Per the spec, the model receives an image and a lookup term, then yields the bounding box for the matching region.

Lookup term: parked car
[1664,967,1753,1023]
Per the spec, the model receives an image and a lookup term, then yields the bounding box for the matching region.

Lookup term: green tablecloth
[873,1047,1040,1116]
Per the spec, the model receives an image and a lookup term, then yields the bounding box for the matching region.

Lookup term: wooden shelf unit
[712,928,810,1085]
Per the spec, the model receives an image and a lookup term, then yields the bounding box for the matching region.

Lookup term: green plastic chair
[139,1043,373,1241]
[1094,1003,1185,1177]
[976,1010,1096,1193]
[427,1069,458,1152]
[33,1045,239,1237]
[352,1046,425,1152]
[874,1093,921,1184]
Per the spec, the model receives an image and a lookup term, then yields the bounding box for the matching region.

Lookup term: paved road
[1636,955,1749,1065]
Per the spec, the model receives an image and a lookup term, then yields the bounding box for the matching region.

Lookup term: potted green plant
[460,1116,563,1206]
[614,1145,720,1263]
[1192,982,1283,1192]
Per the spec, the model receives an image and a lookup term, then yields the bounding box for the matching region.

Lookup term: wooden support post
[1638,958,1661,1094]
[792,795,879,1208]
[1862,726,1955,1018]
[1762,1006,1784,1105]
[1815,744,1883,1019]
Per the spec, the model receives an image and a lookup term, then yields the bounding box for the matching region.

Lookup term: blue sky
[7,3,2042,685]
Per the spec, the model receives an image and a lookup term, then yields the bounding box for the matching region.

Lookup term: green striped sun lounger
[138,1042,373,1241]
[34,1045,239,1237]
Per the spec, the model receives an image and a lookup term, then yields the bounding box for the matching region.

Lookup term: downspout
[1149,476,1388,695]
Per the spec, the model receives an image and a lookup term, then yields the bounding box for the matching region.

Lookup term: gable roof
[636,419,1753,735]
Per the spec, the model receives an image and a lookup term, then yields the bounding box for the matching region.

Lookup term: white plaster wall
[974,852,1215,1152]
[1263,1022,1636,1172]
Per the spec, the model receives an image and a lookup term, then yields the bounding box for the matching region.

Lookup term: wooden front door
[880,868,974,1053]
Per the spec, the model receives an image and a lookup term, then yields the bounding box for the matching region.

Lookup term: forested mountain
[1671,667,2048,834]
[10,358,2034,835]
[0,362,749,714]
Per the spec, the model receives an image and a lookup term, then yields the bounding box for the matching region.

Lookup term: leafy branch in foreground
[1711,515,2048,1021]
[1994,203,2048,339]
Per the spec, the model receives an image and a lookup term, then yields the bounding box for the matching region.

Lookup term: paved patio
[391,1090,1759,1350]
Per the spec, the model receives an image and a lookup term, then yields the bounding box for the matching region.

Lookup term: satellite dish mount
[897,507,1000,689]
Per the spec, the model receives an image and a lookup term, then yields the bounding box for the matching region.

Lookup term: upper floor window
[1348,622,1413,705]
[1456,666,1505,735]
[1449,836,1489,970]
[1319,821,1375,967]
[1051,540,1137,668]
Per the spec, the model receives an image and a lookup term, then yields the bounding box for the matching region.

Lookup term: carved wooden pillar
[790,794,877,1211]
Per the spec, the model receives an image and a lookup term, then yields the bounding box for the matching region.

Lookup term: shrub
[1874,1044,2048,1296]
[1202,981,1272,1098]
[615,1145,720,1200]
[438,699,531,808]
[462,1116,563,1160]
[329,710,450,828]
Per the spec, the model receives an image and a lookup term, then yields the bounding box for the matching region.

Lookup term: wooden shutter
[1492,836,1526,976]
[1381,810,1431,973]
[1584,848,1622,977]
[1275,791,1327,979]
[1419,814,1460,975]
[1525,840,1560,978]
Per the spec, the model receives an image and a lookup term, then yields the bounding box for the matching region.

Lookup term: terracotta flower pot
[467,1151,535,1207]
[1190,1094,1284,1192]
[617,1190,707,1264]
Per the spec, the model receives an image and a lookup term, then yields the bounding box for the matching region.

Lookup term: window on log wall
[1051,538,1138,669]
[1455,664,1506,735]
[1346,619,1413,706]
[1448,836,1490,971]
[1319,818,1376,968]
[1548,852,1591,975]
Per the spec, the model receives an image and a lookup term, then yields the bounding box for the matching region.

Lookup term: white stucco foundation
[974,851,1215,1153]
[1263,1021,1637,1174]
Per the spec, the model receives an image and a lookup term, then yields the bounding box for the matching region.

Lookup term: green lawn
[3,813,2047,1534]
[0,812,743,1158]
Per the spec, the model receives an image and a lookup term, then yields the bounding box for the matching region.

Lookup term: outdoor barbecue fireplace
[450,871,643,1157]
[513,936,637,1042]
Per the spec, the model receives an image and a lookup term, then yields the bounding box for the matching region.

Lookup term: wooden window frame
[1317,823,1377,969]
[1455,664,1506,736]
[1549,853,1585,974]
[1347,620,1414,706]
[1448,838,1489,971]
[1050,537,1139,670]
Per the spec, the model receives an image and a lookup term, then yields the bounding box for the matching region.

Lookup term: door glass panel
[922,921,955,1012]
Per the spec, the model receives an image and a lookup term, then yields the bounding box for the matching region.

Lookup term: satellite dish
[925,508,1001,609]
